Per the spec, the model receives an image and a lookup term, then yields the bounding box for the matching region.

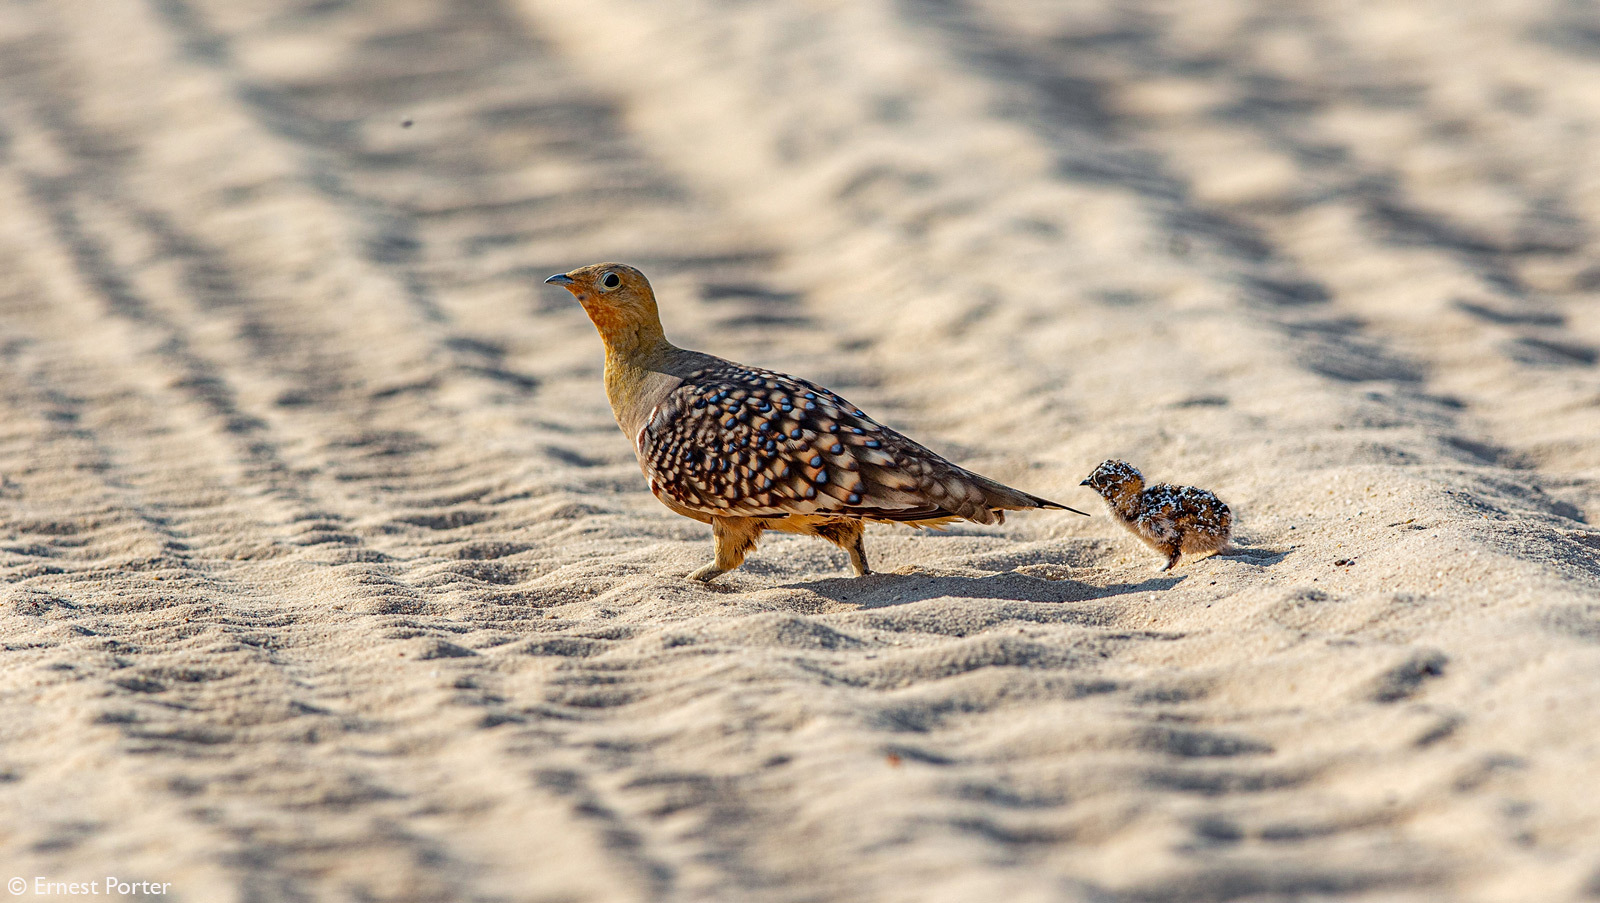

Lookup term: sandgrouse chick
[546,262,1086,582]
[1080,460,1231,570]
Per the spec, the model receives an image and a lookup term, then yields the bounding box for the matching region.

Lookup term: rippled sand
[2,0,1599,899]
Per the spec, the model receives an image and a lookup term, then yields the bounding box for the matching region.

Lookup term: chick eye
[601,272,621,289]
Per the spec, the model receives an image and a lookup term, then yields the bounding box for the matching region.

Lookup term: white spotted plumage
[1081,459,1232,570]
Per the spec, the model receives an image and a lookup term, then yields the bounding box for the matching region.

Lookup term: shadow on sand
[1216,545,1291,567]
[787,569,1183,609]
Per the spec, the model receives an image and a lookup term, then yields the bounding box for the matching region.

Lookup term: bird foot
[687,564,726,583]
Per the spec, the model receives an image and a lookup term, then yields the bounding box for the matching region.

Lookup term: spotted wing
[636,361,1001,522]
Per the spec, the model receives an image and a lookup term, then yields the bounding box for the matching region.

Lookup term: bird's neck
[584,299,667,358]
[1106,480,1145,518]
[602,333,677,433]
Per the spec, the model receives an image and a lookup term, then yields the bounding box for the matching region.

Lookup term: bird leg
[688,516,766,582]
[1159,542,1182,571]
[845,533,871,576]
[810,520,871,576]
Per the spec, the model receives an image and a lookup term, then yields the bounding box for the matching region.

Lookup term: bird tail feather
[972,475,1091,517]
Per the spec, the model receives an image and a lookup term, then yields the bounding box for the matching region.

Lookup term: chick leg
[1159,542,1182,571]
[689,516,765,582]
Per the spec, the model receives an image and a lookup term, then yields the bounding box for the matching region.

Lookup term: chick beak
[1079,479,1091,486]
[544,273,576,287]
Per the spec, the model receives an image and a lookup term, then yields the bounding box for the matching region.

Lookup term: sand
[2,0,1599,899]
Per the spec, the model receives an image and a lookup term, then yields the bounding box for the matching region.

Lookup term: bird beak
[1078,479,1091,486]
[544,273,575,286]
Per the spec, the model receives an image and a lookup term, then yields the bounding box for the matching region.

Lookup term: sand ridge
[1,0,1599,900]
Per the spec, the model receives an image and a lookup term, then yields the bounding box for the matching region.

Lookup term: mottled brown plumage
[1080,460,1232,570]
[546,262,1085,582]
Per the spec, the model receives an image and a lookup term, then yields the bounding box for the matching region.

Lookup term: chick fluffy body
[1080,459,1232,570]
[547,262,1083,582]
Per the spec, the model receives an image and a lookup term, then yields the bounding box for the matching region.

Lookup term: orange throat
[580,300,660,358]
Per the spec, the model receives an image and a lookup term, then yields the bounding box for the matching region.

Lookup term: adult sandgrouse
[546,262,1085,582]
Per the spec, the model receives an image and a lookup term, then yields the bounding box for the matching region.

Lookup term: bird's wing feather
[636,361,999,521]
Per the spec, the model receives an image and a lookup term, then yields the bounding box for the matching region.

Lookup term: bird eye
[601,272,621,290]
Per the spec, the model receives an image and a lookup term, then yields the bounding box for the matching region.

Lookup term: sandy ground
[2,0,1600,900]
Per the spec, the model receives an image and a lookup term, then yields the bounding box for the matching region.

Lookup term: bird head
[1080,459,1143,498]
[545,263,665,354]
